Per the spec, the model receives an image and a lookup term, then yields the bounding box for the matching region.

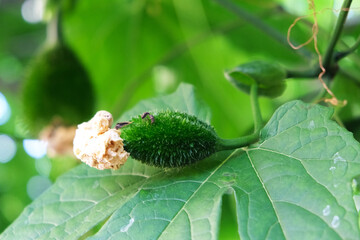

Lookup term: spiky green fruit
[121,111,218,168]
[22,43,95,135]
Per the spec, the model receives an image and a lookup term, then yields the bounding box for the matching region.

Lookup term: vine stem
[216,84,263,151]
[322,0,352,69]
[285,0,354,80]
[317,0,351,106]
[46,8,64,46]
[250,84,263,132]
[285,0,351,106]
[335,35,360,61]
[216,132,260,151]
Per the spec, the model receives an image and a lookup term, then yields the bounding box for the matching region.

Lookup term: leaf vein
[245,150,287,240]
[158,149,240,238]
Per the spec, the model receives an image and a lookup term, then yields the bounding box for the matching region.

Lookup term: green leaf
[2,85,360,240]
[251,101,360,239]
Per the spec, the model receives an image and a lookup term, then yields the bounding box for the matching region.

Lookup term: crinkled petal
[73,111,129,170]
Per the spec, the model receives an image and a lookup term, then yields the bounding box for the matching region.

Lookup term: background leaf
[2,84,360,239]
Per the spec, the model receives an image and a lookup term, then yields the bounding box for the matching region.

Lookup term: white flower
[73,111,129,170]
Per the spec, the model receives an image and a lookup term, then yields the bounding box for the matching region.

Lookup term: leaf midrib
[245,150,287,240]
[158,149,241,239]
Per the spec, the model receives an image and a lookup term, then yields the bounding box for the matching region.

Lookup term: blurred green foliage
[1,0,360,237]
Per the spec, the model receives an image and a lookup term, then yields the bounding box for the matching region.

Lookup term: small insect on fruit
[119,110,218,168]
[115,122,132,129]
[141,112,155,124]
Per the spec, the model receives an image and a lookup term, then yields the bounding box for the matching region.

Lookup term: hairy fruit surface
[121,111,218,168]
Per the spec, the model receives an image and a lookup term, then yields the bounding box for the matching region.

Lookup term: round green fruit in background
[22,43,95,136]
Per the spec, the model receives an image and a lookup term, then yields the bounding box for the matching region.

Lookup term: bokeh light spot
[153,65,177,94]
[26,175,52,200]
[280,0,307,16]
[23,139,47,159]
[0,92,11,125]
[0,135,16,163]
[334,0,360,26]
[21,0,44,24]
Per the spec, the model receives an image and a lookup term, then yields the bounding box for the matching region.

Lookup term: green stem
[216,84,263,151]
[57,9,64,45]
[46,8,64,46]
[335,35,360,61]
[322,0,352,69]
[286,67,319,79]
[250,84,263,132]
[216,131,260,151]
[286,1,356,79]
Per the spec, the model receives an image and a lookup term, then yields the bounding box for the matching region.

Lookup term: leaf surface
[1,84,360,240]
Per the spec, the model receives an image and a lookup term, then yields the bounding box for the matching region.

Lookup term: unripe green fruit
[121,111,218,168]
[22,43,95,135]
[225,60,286,98]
